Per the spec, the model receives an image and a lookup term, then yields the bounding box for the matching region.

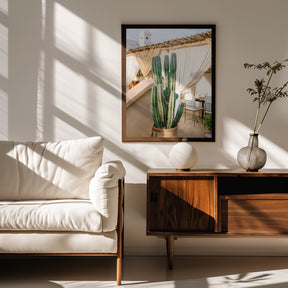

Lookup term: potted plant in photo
[237,59,288,171]
[203,114,212,138]
[151,53,184,137]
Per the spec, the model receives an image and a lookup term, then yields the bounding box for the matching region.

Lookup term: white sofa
[0,137,125,285]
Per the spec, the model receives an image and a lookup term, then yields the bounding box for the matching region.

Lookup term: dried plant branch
[244,59,288,134]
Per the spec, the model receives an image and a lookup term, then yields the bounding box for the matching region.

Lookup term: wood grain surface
[148,176,216,233]
[220,197,288,233]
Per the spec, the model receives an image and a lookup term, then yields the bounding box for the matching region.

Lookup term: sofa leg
[117,255,122,285]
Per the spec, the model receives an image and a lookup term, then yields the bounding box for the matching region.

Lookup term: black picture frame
[122,24,216,142]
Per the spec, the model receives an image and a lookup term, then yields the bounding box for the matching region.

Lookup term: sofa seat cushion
[0,200,103,233]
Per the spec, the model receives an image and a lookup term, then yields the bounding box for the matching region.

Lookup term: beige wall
[1,0,288,255]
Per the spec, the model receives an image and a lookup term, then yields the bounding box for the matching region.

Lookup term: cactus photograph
[151,53,184,130]
[122,25,215,142]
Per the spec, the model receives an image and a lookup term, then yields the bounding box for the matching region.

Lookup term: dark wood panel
[218,177,288,195]
[148,176,215,233]
[221,198,288,233]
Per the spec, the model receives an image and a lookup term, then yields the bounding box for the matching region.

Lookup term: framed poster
[122,24,216,142]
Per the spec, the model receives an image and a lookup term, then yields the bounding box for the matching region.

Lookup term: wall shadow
[8,0,42,140]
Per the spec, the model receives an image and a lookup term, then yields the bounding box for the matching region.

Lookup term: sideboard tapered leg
[166,235,174,270]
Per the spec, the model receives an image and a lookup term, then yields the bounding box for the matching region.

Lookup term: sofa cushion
[89,160,126,232]
[0,200,103,233]
[0,137,103,200]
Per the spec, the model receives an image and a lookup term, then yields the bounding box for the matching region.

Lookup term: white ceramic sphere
[169,143,198,170]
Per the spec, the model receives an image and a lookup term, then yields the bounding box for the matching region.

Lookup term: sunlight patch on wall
[53,117,87,140]
[223,117,288,168]
[0,88,8,139]
[223,118,249,161]
[35,0,47,141]
[0,0,8,14]
[53,58,121,141]
[261,136,288,168]
[54,60,88,127]
[90,27,121,91]
[36,51,45,141]
[0,23,8,78]
[89,84,120,138]
[40,0,46,41]
[54,2,88,61]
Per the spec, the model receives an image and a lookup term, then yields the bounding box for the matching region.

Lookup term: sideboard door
[148,176,216,233]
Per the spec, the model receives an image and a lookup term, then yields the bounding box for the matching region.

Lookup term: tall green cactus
[151,53,184,129]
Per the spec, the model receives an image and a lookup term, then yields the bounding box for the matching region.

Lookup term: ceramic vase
[237,133,267,172]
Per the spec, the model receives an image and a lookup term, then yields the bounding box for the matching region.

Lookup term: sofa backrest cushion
[0,137,103,200]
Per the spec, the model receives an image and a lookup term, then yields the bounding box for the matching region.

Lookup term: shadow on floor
[1,256,288,287]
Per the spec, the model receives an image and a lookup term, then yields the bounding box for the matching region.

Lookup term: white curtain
[160,44,211,96]
[134,48,160,78]
[126,54,140,87]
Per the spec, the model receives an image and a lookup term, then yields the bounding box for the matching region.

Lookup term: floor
[1,255,288,287]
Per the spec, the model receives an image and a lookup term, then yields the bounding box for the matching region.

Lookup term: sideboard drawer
[220,194,288,233]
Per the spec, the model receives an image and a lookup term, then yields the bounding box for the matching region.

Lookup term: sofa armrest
[89,160,126,232]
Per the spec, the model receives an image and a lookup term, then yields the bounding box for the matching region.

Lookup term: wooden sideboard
[147,168,288,268]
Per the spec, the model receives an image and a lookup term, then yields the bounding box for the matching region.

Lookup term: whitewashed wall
[1,0,288,255]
